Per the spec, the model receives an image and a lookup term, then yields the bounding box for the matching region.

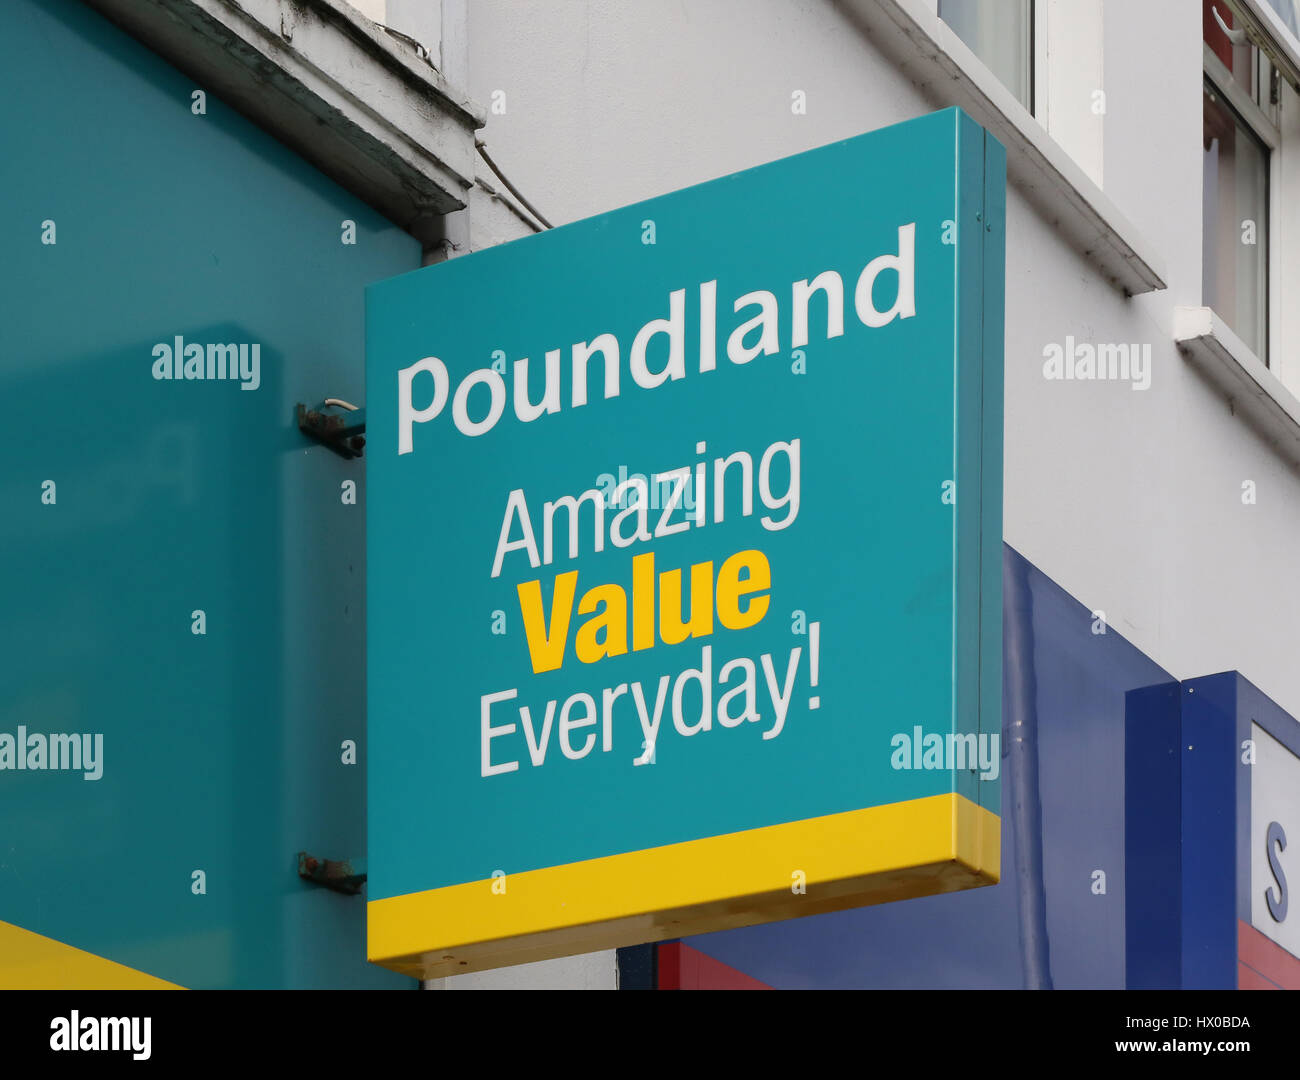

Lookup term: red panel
[657,943,772,990]
[1239,962,1279,990]
[1238,921,1300,990]
[1204,0,1234,68]
[658,941,682,989]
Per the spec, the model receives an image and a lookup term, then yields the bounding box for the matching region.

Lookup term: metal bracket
[1212,4,1249,44]
[296,400,366,459]
[297,852,367,895]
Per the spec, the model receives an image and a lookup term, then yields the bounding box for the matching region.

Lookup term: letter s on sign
[1266,820,1288,923]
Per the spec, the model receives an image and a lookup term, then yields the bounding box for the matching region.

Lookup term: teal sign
[365,108,1005,978]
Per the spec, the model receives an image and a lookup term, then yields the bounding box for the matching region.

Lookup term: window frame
[1032,0,1047,123]
[1203,41,1278,367]
[936,0,1036,114]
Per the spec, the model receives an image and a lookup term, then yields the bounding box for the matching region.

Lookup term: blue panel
[0,0,419,987]
[615,945,657,990]
[1174,671,1300,986]
[1124,681,1182,989]
[1250,679,1300,758]
[1180,673,1241,989]
[679,544,1175,988]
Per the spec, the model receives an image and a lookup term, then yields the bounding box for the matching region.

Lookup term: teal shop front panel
[367,109,1004,903]
[0,0,419,987]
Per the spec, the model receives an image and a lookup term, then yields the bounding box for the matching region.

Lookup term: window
[1203,81,1270,360]
[1264,0,1299,38]
[938,0,1033,111]
[1203,2,1277,363]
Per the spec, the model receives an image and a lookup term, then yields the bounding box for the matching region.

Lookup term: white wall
[344,0,445,74]
[457,0,1300,986]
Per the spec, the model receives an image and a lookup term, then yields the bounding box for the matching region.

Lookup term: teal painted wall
[0,0,419,988]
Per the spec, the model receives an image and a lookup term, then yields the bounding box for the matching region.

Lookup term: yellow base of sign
[0,919,181,989]
[368,792,999,980]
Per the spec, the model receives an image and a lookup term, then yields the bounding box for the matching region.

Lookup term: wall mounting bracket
[297,401,366,459]
[297,852,367,895]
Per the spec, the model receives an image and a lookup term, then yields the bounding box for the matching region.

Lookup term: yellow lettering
[517,571,578,673]
[632,552,655,651]
[716,549,770,629]
[574,583,628,663]
[659,560,714,645]
[520,548,766,670]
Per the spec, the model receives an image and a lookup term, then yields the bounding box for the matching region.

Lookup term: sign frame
[365,108,1005,979]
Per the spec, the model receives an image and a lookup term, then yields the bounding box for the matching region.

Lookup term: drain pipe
[1004,552,1054,989]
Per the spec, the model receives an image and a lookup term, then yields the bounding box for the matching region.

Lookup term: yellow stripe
[369,793,999,979]
[0,920,182,989]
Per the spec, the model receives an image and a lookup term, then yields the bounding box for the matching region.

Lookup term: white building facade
[5,0,1300,990]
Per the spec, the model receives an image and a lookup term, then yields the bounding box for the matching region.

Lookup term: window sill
[1175,306,1300,461]
[838,0,1167,296]
[81,0,485,248]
